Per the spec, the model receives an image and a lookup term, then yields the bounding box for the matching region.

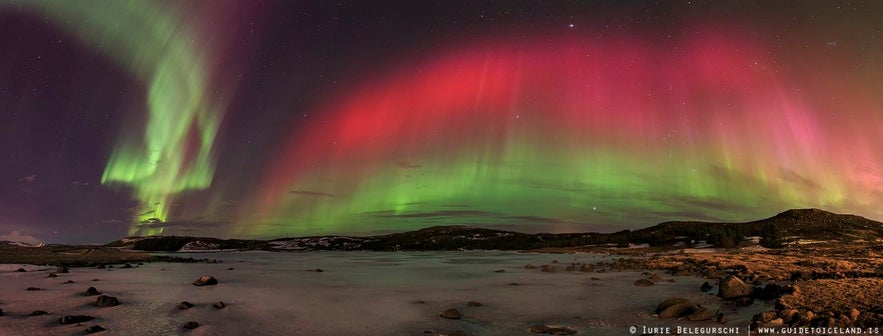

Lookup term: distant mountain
[106,209,883,252]
[0,240,37,247]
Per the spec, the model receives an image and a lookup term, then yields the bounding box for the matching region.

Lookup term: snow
[0,251,769,336]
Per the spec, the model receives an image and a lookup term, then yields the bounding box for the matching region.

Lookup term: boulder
[688,307,714,321]
[60,315,94,324]
[633,279,655,287]
[94,295,120,307]
[183,321,199,329]
[178,301,194,310]
[85,325,106,334]
[85,287,100,296]
[656,298,694,318]
[439,308,462,319]
[193,276,218,286]
[718,275,752,299]
[30,310,48,316]
[700,281,713,292]
[213,301,226,309]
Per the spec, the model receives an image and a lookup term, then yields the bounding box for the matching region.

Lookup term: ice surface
[0,251,769,335]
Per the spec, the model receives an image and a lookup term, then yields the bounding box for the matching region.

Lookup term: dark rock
[509,282,519,286]
[47,273,57,278]
[26,287,41,291]
[439,308,462,319]
[700,281,713,292]
[94,295,120,307]
[528,325,577,335]
[656,298,693,318]
[97,264,105,269]
[85,325,106,334]
[493,269,505,273]
[183,321,199,329]
[227,267,234,271]
[466,301,482,307]
[178,301,194,310]
[92,278,100,281]
[313,268,323,272]
[15,268,26,272]
[633,279,655,287]
[0,308,3,316]
[688,307,714,321]
[735,297,755,307]
[122,263,132,269]
[63,280,75,284]
[85,287,100,296]
[30,310,48,316]
[718,275,753,299]
[564,266,575,272]
[193,276,218,286]
[213,301,226,309]
[57,266,69,273]
[523,264,536,269]
[60,315,94,324]
[590,277,600,281]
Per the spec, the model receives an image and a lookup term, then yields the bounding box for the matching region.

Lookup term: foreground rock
[193,276,218,286]
[439,308,462,319]
[183,321,199,329]
[656,298,694,318]
[85,287,100,296]
[528,325,577,334]
[178,301,194,310]
[718,275,752,299]
[85,325,106,334]
[60,315,94,324]
[94,295,120,307]
[213,301,226,309]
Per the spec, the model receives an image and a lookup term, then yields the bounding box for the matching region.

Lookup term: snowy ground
[0,251,767,335]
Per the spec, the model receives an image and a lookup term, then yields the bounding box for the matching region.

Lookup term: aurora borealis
[2,1,883,243]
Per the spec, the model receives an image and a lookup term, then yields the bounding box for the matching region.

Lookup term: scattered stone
[466,301,482,307]
[700,281,713,292]
[15,268,26,272]
[493,269,505,273]
[92,279,100,281]
[26,287,41,291]
[648,273,662,283]
[509,282,519,286]
[47,273,57,278]
[85,287,100,296]
[528,325,577,335]
[656,298,693,318]
[193,275,218,286]
[183,321,199,329]
[523,264,536,269]
[718,275,753,299]
[30,310,48,316]
[313,268,324,272]
[178,301,194,310]
[633,279,655,287]
[227,267,234,271]
[688,307,714,321]
[213,301,226,309]
[85,325,106,334]
[60,315,94,324]
[63,280,75,284]
[439,308,462,319]
[94,295,120,307]
[57,266,69,273]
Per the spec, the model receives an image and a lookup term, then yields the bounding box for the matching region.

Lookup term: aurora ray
[6,0,224,235]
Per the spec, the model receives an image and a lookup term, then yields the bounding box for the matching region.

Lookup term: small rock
[57,266,69,273]
[700,281,713,292]
[193,276,218,286]
[848,308,861,321]
[227,267,234,271]
[439,308,462,319]
[493,269,505,273]
[63,280,75,284]
[313,268,323,272]
[648,273,662,283]
[85,325,106,334]
[590,277,600,281]
[688,307,713,321]
[633,279,655,287]
[94,295,120,307]
[509,282,519,286]
[213,301,226,309]
[466,301,482,307]
[718,275,753,299]
[60,315,94,324]
[47,273,57,278]
[122,263,132,269]
[528,325,577,335]
[92,278,100,281]
[26,287,41,291]
[30,310,48,316]
[85,287,100,296]
[183,321,199,329]
[15,268,27,272]
[523,264,536,269]
[178,301,194,310]
[540,265,556,273]
[656,298,693,318]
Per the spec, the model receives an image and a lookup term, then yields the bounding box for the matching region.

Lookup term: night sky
[2,1,883,244]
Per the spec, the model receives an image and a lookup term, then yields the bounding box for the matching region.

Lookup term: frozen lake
[0,251,766,335]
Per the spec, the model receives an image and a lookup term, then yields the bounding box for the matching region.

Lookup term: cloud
[290,190,336,198]
[18,174,37,183]
[0,230,41,245]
